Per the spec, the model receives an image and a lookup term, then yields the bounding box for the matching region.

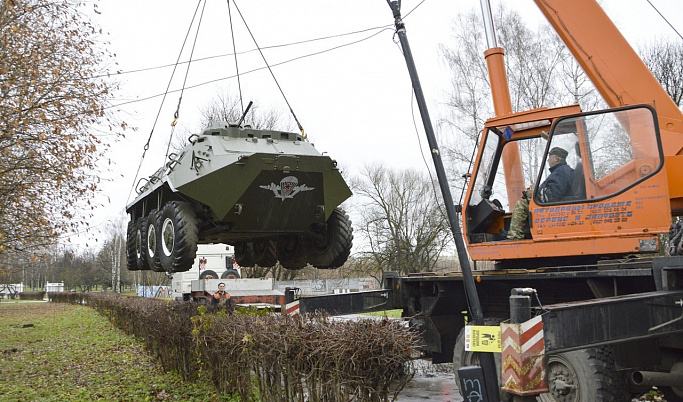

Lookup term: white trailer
[188,278,285,311]
[171,244,239,301]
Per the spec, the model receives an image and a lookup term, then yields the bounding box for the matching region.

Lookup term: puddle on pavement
[398,374,461,401]
[394,361,462,402]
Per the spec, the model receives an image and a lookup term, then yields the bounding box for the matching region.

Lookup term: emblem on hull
[260,176,314,200]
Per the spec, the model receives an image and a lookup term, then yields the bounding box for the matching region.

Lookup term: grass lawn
[0,301,226,402]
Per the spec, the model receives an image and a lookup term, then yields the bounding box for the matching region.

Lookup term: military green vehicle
[125,121,353,274]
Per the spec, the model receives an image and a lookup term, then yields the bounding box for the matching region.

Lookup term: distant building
[0,283,23,298]
[46,282,65,293]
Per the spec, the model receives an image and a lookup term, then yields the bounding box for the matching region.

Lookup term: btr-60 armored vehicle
[125,121,353,274]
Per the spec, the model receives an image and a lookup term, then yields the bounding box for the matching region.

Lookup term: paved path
[398,371,462,401]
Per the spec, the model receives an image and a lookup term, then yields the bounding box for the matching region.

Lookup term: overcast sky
[68,0,682,249]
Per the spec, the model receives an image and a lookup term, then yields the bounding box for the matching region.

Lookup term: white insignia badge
[260,176,314,200]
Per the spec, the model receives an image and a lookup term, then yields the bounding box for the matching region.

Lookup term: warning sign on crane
[465,325,502,353]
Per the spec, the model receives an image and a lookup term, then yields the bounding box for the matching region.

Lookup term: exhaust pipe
[631,370,683,387]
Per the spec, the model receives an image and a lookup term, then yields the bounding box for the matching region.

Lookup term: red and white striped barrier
[285,300,300,316]
[501,315,549,395]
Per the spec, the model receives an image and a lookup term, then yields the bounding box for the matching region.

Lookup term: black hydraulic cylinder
[510,295,531,323]
[386,1,499,399]
[510,288,533,324]
[284,287,297,304]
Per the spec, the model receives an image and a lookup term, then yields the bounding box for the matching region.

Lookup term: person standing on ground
[211,282,231,307]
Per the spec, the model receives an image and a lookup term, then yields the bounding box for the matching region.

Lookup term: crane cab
[463,104,671,268]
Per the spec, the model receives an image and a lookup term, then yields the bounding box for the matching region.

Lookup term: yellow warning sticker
[464,325,502,353]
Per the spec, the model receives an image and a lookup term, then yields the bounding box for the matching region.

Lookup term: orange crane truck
[294,0,683,400]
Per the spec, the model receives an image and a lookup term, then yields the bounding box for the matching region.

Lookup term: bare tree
[438,11,490,172]
[0,0,121,255]
[641,39,683,107]
[241,262,300,281]
[95,217,126,293]
[169,91,292,158]
[351,164,452,275]
[437,5,601,196]
[198,92,288,130]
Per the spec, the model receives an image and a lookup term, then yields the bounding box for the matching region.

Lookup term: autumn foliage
[0,0,119,254]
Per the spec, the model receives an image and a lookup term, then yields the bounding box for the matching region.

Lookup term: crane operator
[504,147,573,240]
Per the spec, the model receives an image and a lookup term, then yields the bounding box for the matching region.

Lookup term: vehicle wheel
[157,201,198,273]
[135,217,150,270]
[668,222,683,256]
[235,242,255,267]
[126,220,139,270]
[659,361,683,402]
[661,387,683,402]
[220,269,241,279]
[199,270,218,279]
[277,235,308,269]
[253,239,277,267]
[453,318,508,401]
[538,347,624,402]
[146,210,164,272]
[306,208,353,269]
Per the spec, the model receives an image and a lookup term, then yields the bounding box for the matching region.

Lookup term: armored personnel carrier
[125,121,353,274]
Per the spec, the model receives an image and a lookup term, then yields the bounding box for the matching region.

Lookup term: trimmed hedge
[18,291,46,300]
[50,293,419,401]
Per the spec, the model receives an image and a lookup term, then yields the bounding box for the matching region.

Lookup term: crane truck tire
[234,242,256,267]
[643,361,683,402]
[453,318,509,401]
[199,270,218,279]
[538,347,629,402]
[157,201,198,273]
[253,239,277,267]
[306,207,353,269]
[277,234,308,269]
[126,221,139,270]
[220,269,241,279]
[668,222,683,256]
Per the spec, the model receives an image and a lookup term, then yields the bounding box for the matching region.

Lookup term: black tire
[253,239,277,267]
[660,387,683,402]
[306,207,353,269]
[146,210,164,272]
[199,270,218,279]
[538,347,625,402]
[126,220,139,270]
[669,222,683,256]
[135,217,150,270]
[453,318,508,401]
[660,362,683,402]
[157,201,198,273]
[277,234,308,270]
[220,269,241,279]
[234,242,255,267]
